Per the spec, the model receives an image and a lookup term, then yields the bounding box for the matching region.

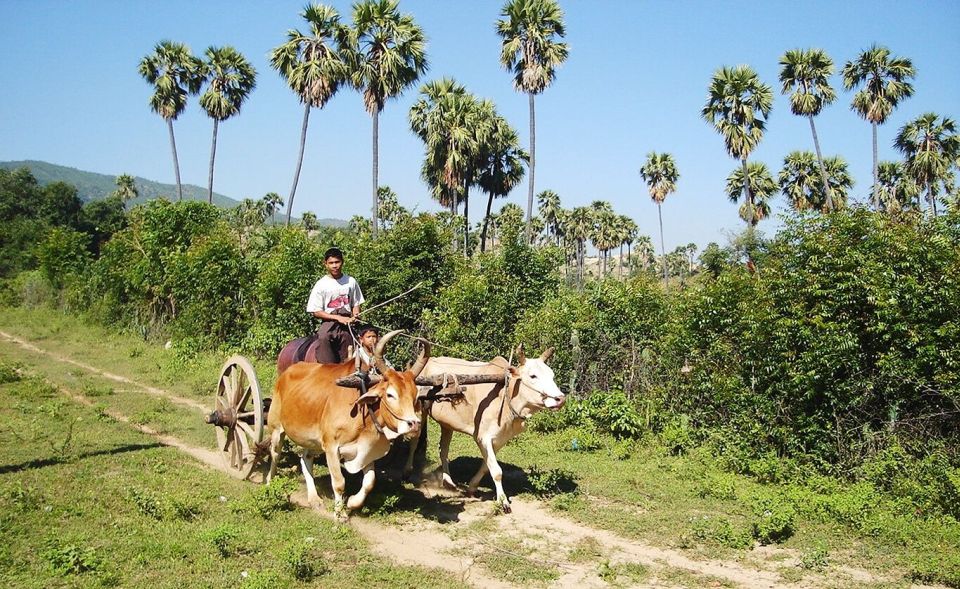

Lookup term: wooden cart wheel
[211,355,264,479]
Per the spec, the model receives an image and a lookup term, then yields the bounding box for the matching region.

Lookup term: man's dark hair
[323,247,344,261]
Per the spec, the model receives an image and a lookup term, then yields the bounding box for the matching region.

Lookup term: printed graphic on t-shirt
[327,294,350,311]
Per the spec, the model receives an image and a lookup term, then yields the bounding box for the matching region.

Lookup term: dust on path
[0,331,900,589]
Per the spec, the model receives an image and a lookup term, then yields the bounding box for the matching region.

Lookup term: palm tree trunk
[525,92,536,244]
[372,110,380,239]
[167,118,183,202]
[463,179,470,256]
[872,122,880,209]
[741,158,753,225]
[928,181,938,217]
[286,104,311,226]
[809,115,833,211]
[480,191,495,253]
[207,118,219,205]
[657,203,669,287]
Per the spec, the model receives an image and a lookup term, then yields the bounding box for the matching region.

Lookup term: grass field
[0,305,957,588]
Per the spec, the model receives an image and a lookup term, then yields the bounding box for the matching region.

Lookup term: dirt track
[0,331,904,588]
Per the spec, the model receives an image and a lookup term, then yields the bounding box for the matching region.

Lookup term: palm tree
[702,65,773,225]
[410,81,487,253]
[477,113,528,252]
[377,185,408,230]
[270,3,348,225]
[496,0,569,243]
[779,48,836,210]
[620,216,638,277]
[778,151,855,213]
[874,161,920,213]
[565,206,592,285]
[113,174,139,204]
[138,41,204,202]
[725,161,776,226]
[639,152,680,285]
[262,192,285,224]
[409,78,470,215]
[894,113,960,217]
[346,0,427,239]
[842,45,915,206]
[537,189,562,245]
[200,46,257,205]
[301,211,320,231]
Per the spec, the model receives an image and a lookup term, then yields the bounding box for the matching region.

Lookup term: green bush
[35,227,91,288]
[426,238,559,360]
[527,465,578,497]
[205,524,243,558]
[690,515,754,549]
[245,228,324,353]
[166,227,252,344]
[750,494,796,544]
[660,414,696,455]
[572,390,646,439]
[514,276,667,396]
[664,209,960,467]
[43,541,101,576]
[281,541,328,580]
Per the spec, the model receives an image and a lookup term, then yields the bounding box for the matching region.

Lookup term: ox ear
[515,343,526,366]
[354,391,380,406]
[540,347,555,363]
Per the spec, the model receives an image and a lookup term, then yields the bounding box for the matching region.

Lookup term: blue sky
[1,0,957,252]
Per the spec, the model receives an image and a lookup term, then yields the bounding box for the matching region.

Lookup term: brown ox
[265,330,428,520]
[404,345,564,513]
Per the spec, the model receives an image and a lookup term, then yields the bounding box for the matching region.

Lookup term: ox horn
[409,337,431,377]
[540,347,555,363]
[515,343,526,366]
[373,329,403,375]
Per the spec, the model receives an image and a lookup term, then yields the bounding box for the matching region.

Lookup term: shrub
[750,494,796,544]
[43,541,101,576]
[690,515,754,549]
[513,276,667,396]
[205,524,243,558]
[281,541,328,581]
[426,238,560,360]
[574,390,646,439]
[0,362,21,384]
[557,426,603,453]
[695,472,738,501]
[660,414,695,455]
[527,465,578,497]
[35,227,91,288]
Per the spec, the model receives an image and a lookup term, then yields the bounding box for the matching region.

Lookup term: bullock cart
[203,353,508,479]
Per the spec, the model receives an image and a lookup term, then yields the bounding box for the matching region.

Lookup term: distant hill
[0,160,347,227]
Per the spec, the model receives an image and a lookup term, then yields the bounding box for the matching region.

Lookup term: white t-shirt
[306,274,365,315]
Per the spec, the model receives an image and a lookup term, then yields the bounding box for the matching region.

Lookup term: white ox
[404,345,564,512]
